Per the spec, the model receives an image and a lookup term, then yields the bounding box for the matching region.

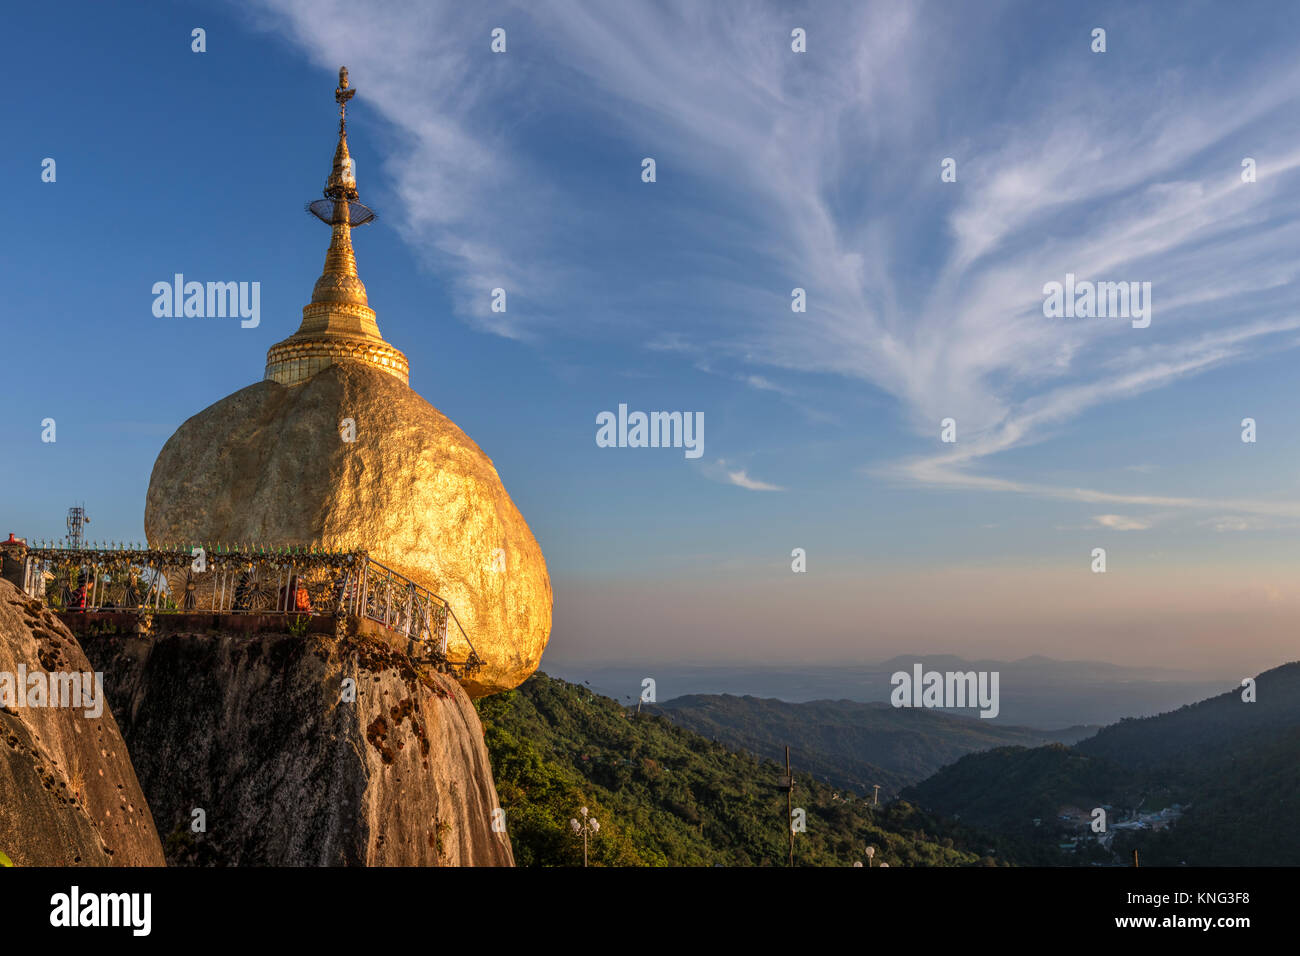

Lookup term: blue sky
[4,0,1300,677]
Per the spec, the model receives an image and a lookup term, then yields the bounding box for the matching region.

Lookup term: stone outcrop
[78,619,514,866]
[143,361,552,698]
[0,580,165,866]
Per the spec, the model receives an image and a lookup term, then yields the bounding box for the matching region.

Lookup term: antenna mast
[66,505,89,549]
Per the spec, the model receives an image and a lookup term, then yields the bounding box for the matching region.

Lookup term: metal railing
[18,543,482,673]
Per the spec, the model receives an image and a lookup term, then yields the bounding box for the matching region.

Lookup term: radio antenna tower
[66,504,90,549]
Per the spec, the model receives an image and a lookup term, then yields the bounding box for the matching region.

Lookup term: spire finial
[325,66,360,205]
[265,66,409,388]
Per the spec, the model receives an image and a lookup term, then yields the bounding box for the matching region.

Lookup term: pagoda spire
[265,67,409,387]
[311,67,367,310]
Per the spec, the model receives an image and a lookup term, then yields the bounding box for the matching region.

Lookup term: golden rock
[143,362,553,697]
[144,68,552,696]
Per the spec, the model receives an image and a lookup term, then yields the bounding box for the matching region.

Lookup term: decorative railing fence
[18,543,482,675]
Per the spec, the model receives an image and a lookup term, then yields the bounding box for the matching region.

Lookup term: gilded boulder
[143,362,552,697]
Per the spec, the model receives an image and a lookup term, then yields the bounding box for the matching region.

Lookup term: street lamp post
[570,805,600,867]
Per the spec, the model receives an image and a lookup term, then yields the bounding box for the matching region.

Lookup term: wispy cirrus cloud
[246,0,1300,514]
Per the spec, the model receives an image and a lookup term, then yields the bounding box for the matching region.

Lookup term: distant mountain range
[904,661,1300,865]
[650,695,1093,797]
[548,655,1232,728]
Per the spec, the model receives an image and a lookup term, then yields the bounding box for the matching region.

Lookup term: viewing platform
[3,537,483,679]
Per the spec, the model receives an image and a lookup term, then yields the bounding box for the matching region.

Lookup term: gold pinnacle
[265,66,409,387]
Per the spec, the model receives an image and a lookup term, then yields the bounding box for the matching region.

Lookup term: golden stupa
[144,68,552,697]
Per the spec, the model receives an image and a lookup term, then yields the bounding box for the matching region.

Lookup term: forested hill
[653,693,1093,796]
[904,662,1300,866]
[474,672,1002,867]
[1075,663,1300,769]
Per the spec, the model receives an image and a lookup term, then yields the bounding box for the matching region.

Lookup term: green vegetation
[905,662,1300,866]
[476,672,1000,867]
[1120,726,1300,865]
[654,693,1088,797]
[902,744,1149,864]
[905,744,1141,830]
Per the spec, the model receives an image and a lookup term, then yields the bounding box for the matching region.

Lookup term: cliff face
[79,621,513,866]
[0,581,165,866]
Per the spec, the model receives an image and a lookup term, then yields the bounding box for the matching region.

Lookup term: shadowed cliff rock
[79,621,514,866]
[0,580,165,866]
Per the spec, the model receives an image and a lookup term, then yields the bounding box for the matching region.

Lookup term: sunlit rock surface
[143,361,552,698]
[0,580,165,866]
[81,623,514,866]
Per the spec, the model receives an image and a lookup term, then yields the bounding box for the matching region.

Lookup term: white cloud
[1197,515,1293,533]
[741,374,792,395]
[726,468,784,492]
[1093,515,1152,531]
[703,458,784,492]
